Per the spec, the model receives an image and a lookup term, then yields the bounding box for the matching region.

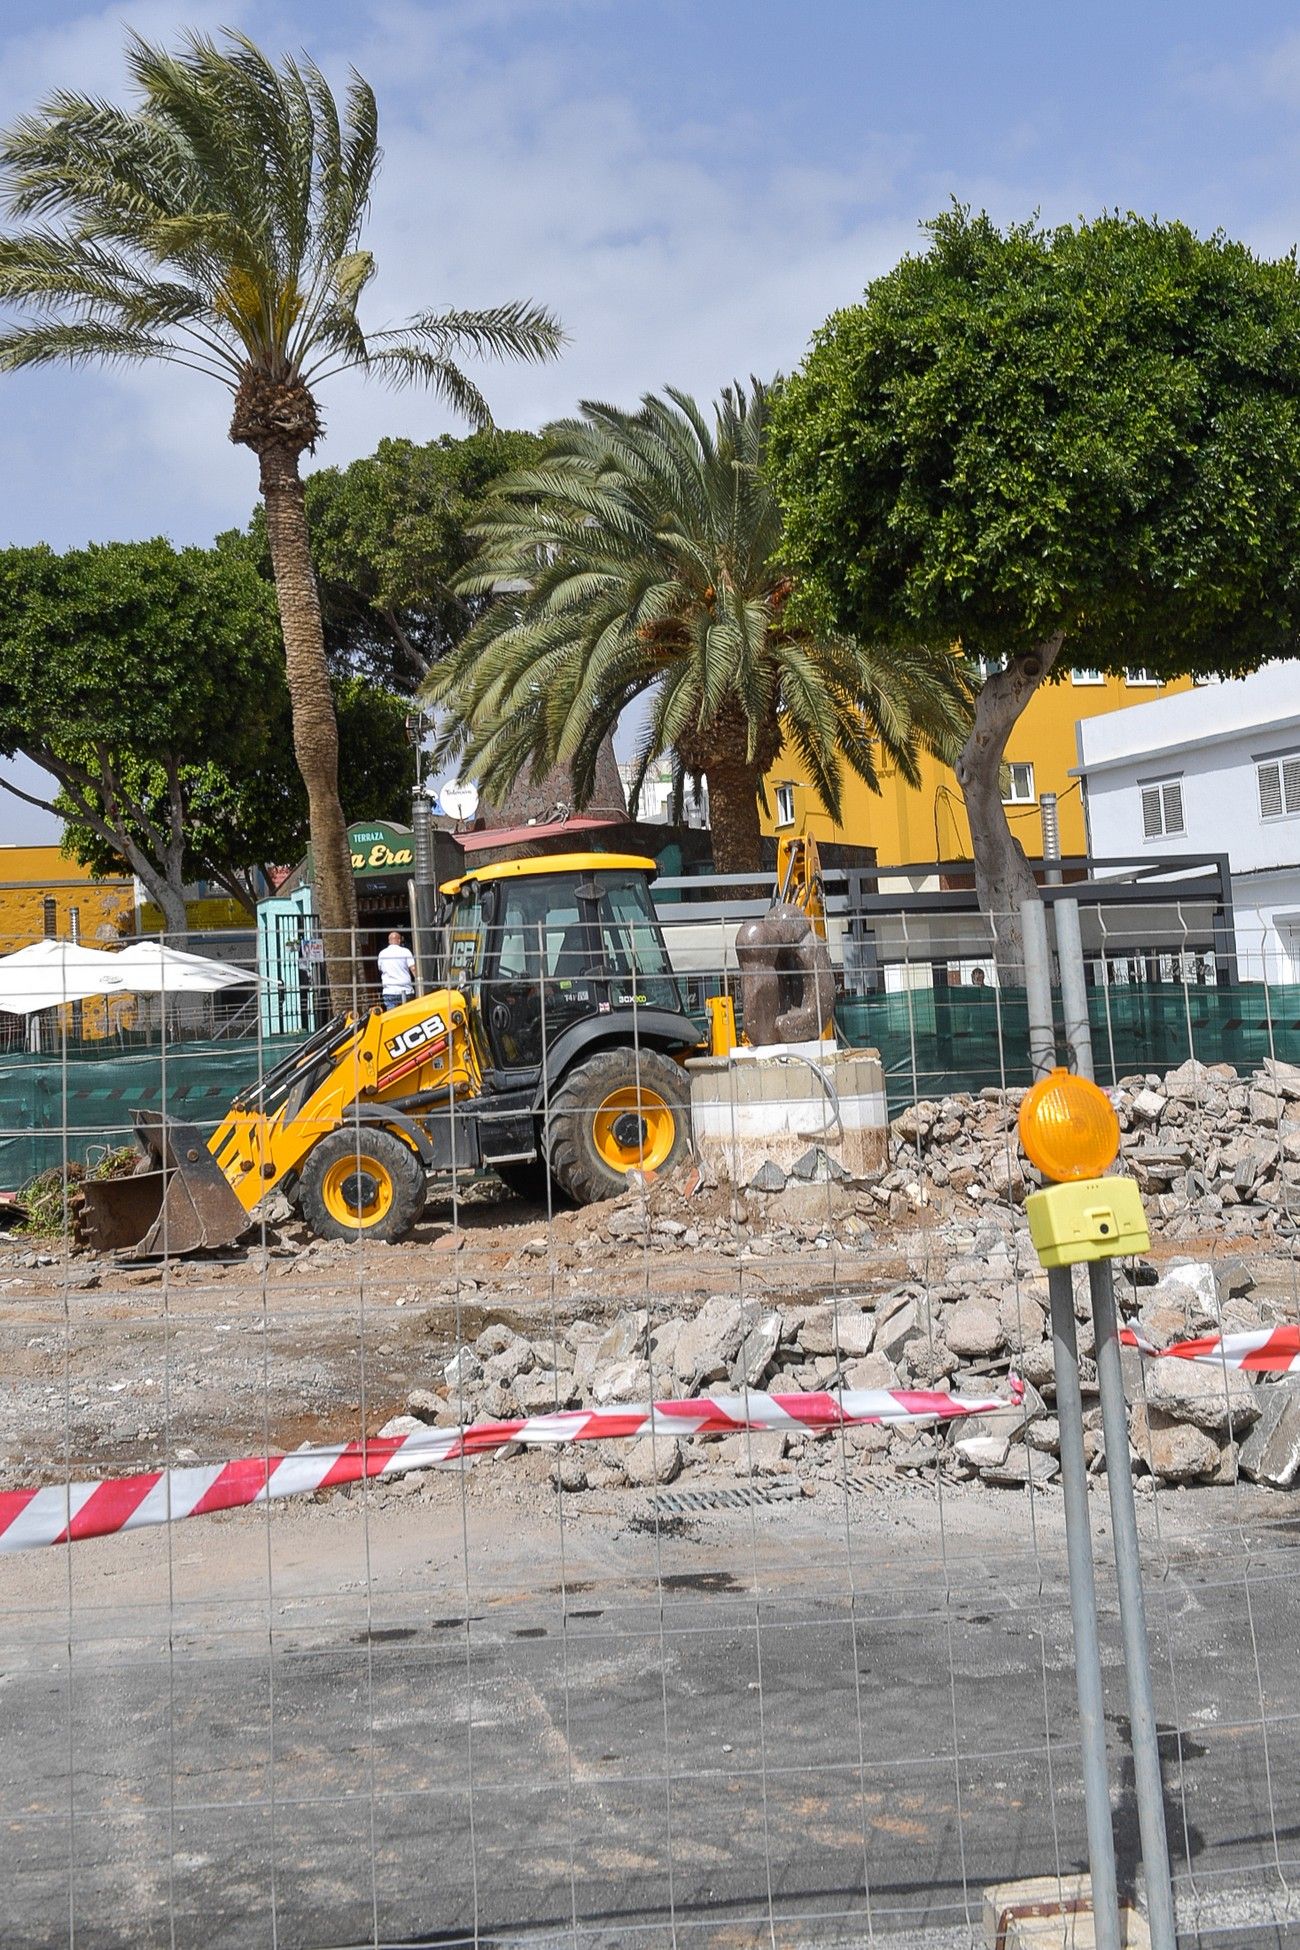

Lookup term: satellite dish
[439,780,480,822]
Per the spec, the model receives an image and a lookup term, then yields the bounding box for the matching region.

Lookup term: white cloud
[0,0,927,544]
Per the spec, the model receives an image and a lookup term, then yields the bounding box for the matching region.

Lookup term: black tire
[493,1157,554,1204]
[547,1046,692,1205]
[299,1126,427,1244]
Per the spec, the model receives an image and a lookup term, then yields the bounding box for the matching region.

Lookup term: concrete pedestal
[687,1041,888,1185]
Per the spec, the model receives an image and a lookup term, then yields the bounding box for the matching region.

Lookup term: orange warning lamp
[1018,1067,1120,1183]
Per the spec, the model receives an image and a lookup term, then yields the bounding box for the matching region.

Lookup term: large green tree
[59,674,416,914]
[425,380,972,872]
[768,208,1300,953]
[227,430,543,691]
[0,538,281,932]
[0,29,561,1006]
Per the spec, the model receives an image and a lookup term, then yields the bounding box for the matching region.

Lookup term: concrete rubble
[395,1227,1292,1493]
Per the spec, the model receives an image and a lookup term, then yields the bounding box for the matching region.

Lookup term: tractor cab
[440,853,685,1079]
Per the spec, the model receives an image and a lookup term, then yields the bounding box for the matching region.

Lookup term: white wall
[1078,666,1300,873]
[1077,666,1300,981]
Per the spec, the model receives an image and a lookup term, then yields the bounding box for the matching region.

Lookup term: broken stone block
[443,1347,483,1392]
[1143,1354,1259,1434]
[842,1352,900,1391]
[1130,1399,1222,1482]
[595,1309,649,1366]
[946,1297,1006,1358]
[1153,1260,1219,1326]
[378,1414,428,1439]
[749,1159,787,1193]
[795,1304,875,1358]
[484,1340,535,1385]
[876,1295,925,1365]
[730,1310,784,1387]
[673,1294,745,1385]
[623,1434,683,1485]
[591,1357,650,1404]
[715,1430,787,1473]
[1238,1385,1300,1488]
[901,1335,958,1384]
[515,1369,575,1414]
[1131,1088,1167,1124]
[406,1387,443,1422]
[955,1433,1010,1470]
[983,1443,1060,1487]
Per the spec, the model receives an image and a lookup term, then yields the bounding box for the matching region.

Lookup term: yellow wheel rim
[320,1152,395,1229]
[592,1086,676,1174]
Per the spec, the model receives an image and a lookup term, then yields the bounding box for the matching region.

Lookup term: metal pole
[1040,791,1063,886]
[1049,1264,1123,1950]
[1088,1258,1177,1950]
[1020,896,1056,1081]
[1055,897,1095,1082]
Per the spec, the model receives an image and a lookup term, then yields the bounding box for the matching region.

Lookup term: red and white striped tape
[1121,1323,1300,1373]
[0,1380,1024,1554]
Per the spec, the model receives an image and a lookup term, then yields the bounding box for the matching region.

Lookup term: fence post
[1088,1259,1177,1949]
[1022,894,1122,1949]
[1051,892,1177,1947]
[1055,898,1095,1081]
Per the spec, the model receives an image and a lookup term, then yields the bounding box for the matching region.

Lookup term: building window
[1140,777,1185,839]
[1003,762,1036,805]
[1125,669,1160,686]
[1257,753,1300,821]
[973,654,1004,679]
[774,783,796,828]
[1071,669,1103,685]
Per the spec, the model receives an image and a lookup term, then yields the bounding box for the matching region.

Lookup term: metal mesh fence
[2,902,1300,1948]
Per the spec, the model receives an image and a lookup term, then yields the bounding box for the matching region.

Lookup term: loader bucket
[76,1111,251,1259]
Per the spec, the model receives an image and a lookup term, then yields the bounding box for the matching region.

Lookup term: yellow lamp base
[1024,1175,1150,1268]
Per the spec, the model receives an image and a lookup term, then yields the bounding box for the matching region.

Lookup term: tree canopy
[60,674,416,915]
[0,539,283,931]
[426,380,971,872]
[768,207,1300,931]
[226,430,542,691]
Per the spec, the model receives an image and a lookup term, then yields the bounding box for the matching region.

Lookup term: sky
[4,0,1300,837]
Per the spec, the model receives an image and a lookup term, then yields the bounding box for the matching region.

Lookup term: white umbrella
[109,941,256,994]
[0,939,130,1015]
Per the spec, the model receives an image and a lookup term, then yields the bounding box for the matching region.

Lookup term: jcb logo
[385,1013,446,1059]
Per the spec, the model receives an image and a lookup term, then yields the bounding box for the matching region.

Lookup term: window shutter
[1259,761,1284,819]
[1284,757,1300,815]
[1161,781,1184,836]
[1141,786,1163,839]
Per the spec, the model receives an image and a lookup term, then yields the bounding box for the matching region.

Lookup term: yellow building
[763,669,1197,865]
[0,844,135,951]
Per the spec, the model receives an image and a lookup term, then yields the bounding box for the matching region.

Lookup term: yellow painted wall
[763,672,1195,865]
[0,845,135,952]
[140,895,252,934]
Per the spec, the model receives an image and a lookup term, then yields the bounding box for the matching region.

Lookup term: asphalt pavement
[3,1470,1300,1949]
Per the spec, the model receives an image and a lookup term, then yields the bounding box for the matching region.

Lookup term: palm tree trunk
[704,751,764,874]
[953,636,1063,974]
[257,444,359,1012]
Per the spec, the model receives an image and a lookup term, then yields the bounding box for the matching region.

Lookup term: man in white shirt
[377,931,418,1010]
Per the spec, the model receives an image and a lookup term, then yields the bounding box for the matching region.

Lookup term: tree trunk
[703,751,764,874]
[953,635,1064,974]
[143,875,190,939]
[257,445,359,1011]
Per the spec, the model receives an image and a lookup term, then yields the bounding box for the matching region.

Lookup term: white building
[617,757,709,828]
[1076,665,1300,981]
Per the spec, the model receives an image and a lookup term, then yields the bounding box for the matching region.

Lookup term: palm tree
[425,381,972,872]
[0,29,562,1005]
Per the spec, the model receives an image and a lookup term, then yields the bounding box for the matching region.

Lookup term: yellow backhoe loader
[78,855,701,1256]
